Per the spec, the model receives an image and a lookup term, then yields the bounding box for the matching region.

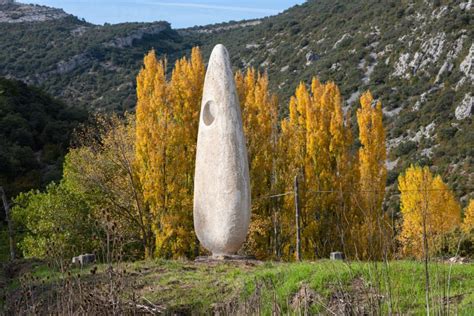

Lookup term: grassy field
[2,258,473,314]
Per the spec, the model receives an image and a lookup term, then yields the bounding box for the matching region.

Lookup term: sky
[18,0,305,28]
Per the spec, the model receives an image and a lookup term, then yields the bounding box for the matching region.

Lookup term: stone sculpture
[193,44,251,258]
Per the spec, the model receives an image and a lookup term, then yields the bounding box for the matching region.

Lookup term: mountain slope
[186,0,473,200]
[0,0,472,200]
[0,2,196,111]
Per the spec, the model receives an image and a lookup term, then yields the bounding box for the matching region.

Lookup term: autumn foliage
[353,91,389,260]
[277,80,355,259]
[133,47,466,260]
[12,47,469,261]
[398,165,461,258]
[235,69,279,259]
[135,48,204,258]
[462,200,474,233]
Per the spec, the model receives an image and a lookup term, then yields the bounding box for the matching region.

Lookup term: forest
[0,77,87,199]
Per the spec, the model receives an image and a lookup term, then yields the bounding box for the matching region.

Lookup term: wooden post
[294,175,301,261]
[0,186,16,261]
[421,176,431,316]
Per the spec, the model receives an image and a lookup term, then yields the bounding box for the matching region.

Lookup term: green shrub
[394,141,417,156]
[12,182,97,260]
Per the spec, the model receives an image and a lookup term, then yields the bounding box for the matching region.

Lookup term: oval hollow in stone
[203,100,217,126]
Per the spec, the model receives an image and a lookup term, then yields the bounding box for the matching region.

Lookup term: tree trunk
[294,175,301,261]
[0,186,15,261]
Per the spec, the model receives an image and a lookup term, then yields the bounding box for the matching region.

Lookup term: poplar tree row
[14,47,471,261]
[133,47,469,260]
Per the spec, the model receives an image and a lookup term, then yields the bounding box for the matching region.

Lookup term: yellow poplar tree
[279,82,310,260]
[398,165,461,258]
[316,81,355,259]
[161,47,205,258]
[354,91,389,260]
[279,79,354,260]
[462,200,474,233]
[135,48,204,258]
[235,68,279,259]
[135,50,168,258]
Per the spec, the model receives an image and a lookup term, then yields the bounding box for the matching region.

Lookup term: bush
[12,182,97,260]
[394,141,417,156]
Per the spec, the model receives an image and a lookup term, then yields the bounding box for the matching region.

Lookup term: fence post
[0,186,16,261]
[294,175,301,261]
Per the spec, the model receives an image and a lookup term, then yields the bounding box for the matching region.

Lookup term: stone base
[194,255,261,265]
[196,254,255,261]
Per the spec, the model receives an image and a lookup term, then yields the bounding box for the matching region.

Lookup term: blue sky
[19,0,305,28]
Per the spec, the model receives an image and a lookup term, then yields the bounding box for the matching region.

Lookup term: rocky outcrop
[56,53,89,74]
[305,51,319,65]
[0,3,69,23]
[17,22,169,85]
[455,94,473,120]
[435,35,466,83]
[459,43,474,84]
[182,20,262,35]
[22,53,90,85]
[333,33,351,49]
[392,32,446,78]
[103,23,169,48]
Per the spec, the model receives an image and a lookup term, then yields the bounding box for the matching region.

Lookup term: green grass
[4,259,474,314]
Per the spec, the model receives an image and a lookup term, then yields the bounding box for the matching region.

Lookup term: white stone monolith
[193,44,251,257]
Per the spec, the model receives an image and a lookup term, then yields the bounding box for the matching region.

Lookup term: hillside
[0,1,195,111]
[0,77,86,200]
[0,0,472,201]
[185,0,473,202]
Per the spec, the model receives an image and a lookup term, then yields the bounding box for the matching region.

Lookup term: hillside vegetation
[0,0,472,201]
[0,77,86,199]
[0,2,195,111]
[186,0,473,201]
